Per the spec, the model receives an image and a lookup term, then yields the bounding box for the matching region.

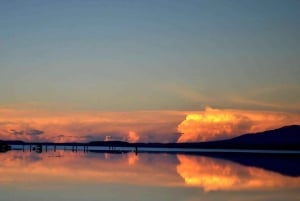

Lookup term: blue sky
[1,0,300,111]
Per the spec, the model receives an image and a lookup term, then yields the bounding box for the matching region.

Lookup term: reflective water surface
[0,149,300,201]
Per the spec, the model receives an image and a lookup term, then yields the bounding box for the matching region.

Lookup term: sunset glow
[1,107,300,143]
[177,107,300,142]
[0,108,183,142]
[1,1,300,200]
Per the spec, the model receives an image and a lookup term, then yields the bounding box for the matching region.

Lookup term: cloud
[26,129,44,135]
[1,107,300,143]
[0,108,184,142]
[127,131,140,143]
[10,129,44,136]
[164,85,213,103]
[228,85,300,113]
[176,155,300,191]
[10,130,24,135]
[177,107,300,142]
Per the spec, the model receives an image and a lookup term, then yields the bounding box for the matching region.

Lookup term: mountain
[226,125,300,148]
[194,125,300,150]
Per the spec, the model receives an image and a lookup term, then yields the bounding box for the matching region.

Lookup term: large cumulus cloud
[177,107,300,142]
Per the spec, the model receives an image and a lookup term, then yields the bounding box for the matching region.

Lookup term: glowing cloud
[127,131,140,143]
[177,107,300,142]
[1,106,300,143]
[0,108,183,142]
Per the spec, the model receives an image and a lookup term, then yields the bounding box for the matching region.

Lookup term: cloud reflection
[176,155,300,191]
[0,150,300,192]
[0,151,181,187]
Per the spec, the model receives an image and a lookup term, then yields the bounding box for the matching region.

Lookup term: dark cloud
[10,129,24,135]
[26,129,44,136]
[10,129,44,136]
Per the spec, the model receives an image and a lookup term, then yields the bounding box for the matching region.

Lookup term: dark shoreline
[4,140,300,151]
[6,143,300,178]
[2,124,300,153]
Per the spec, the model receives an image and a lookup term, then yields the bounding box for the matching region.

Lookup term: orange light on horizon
[177,107,300,142]
[127,131,140,143]
[0,108,183,143]
[1,106,300,143]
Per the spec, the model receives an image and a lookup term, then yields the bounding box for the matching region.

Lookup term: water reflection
[0,151,181,187]
[177,154,300,191]
[0,150,299,201]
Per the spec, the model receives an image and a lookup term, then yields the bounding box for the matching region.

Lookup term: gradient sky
[1,0,300,111]
[1,1,300,142]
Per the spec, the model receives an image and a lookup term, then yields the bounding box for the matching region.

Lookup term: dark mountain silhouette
[198,152,300,177]
[232,125,300,143]
[203,125,300,150]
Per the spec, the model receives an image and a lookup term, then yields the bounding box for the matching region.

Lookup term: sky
[1,0,300,142]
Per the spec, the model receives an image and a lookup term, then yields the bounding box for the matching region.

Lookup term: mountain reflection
[0,150,299,192]
[176,154,300,191]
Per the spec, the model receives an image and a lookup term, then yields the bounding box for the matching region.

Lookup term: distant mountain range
[2,125,300,150]
[88,125,300,150]
[186,124,300,150]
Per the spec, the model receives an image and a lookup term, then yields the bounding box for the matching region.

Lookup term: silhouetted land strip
[89,125,300,151]
[0,141,11,152]
[3,125,300,152]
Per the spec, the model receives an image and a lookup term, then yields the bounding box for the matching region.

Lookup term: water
[0,148,299,201]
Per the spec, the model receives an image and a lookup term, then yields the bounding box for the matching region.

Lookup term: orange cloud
[1,106,300,143]
[177,107,300,142]
[176,155,300,191]
[127,131,140,143]
[0,108,183,142]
